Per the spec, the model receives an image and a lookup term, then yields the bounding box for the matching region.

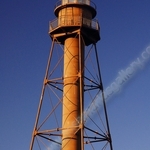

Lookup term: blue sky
[0,0,150,150]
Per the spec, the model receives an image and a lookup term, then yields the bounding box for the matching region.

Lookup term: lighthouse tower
[30,0,113,150]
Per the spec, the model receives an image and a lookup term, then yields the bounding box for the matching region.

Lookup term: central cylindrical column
[62,37,84,150]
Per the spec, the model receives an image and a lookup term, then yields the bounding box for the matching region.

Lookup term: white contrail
[84,45,150,120]
[50,45,150,149]
[49,137,61,150]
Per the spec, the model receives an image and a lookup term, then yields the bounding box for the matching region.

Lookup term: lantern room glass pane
[62,0,90,5]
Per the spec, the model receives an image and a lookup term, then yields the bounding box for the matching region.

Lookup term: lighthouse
[30,1,113,150]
